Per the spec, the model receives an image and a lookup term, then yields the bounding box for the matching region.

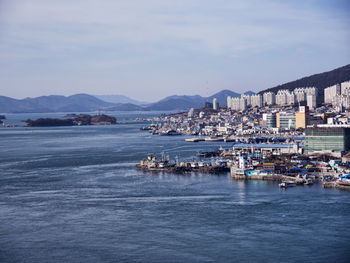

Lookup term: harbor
[136,145,350,190]
[137,130,350,190]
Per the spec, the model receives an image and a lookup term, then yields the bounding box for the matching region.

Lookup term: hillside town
[139,81,350,191]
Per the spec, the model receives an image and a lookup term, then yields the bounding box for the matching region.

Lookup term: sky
[0,0,349,102]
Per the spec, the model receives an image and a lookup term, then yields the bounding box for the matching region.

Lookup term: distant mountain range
[94,94,149,105]
[259,64,350,99]
[0,94,115,113]
[0,90,243,113]
[1,64,349,113]
[144,90,242,111]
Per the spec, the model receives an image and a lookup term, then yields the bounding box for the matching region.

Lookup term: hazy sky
[0,0,349,101]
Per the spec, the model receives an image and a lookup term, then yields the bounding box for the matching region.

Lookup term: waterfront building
[305,126,350,153]
[295,106,309,129]
[276,112,296,129]
[263,92,275,106]
[251,94,262,108]
[307,94,316,109]
[324,84,341,104]
[213,98,218,110]
[232,143,297,154]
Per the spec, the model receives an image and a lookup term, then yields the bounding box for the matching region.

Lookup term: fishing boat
[304,179,314,186]
[279,180,296,188]
[159,130,182,136]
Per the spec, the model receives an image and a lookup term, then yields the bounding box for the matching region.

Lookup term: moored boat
[279,180,296,188]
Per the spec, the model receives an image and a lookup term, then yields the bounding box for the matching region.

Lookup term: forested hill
[259,64,350,98]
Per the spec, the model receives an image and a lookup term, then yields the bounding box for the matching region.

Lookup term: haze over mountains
[1,64,349,113]
[0,90,242,113]
[94,95,148,106]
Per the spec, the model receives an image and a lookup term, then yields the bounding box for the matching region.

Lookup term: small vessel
[205,136,224,142]
[304,179,314,186]
[185,137,205,142]
[279,181,296,188]
[159,130,182,136]
[140,126,152,131]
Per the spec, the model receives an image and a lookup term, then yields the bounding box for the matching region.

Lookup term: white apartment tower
[188,108,194,118]
[294,89,306,103]
[286,92,296,105]
[307,94,316,109]
[263,92,275,106]
[341,81,350,95]
[276,90,289,106]
[213,98,218,110]
[324,84,341,104]
[227,96,232,109]
[239,97,247,111]
[251,94,262,108]
[230,97,246,111]
[241,94,251,106]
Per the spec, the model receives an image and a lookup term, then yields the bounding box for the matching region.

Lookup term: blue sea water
[0,112,349,263]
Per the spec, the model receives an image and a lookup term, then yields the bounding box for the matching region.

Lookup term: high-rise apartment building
[263,92,275,106]
[276,90,289,106]
[231,97,247,111]
[324,84,341,104]
[251,94,262,108]
[241,94,251,106]
[213,98,218,110]
[307,94,316,109]
[227,96,232,109]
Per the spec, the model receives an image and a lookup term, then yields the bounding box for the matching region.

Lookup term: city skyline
[0,0,349,101]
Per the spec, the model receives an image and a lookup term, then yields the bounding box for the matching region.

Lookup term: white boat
[279,181,296,188]
[205,137,224,142]
[185,137,205,142]
[304,179,314,186]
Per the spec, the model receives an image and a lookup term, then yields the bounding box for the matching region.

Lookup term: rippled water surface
[0,112,350,263]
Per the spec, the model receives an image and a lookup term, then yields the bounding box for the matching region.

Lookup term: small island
[26,114,117,127]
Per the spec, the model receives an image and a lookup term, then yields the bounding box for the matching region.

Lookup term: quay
[323,181,350,191]
[136,155,229,174]
[230,166,312,184]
